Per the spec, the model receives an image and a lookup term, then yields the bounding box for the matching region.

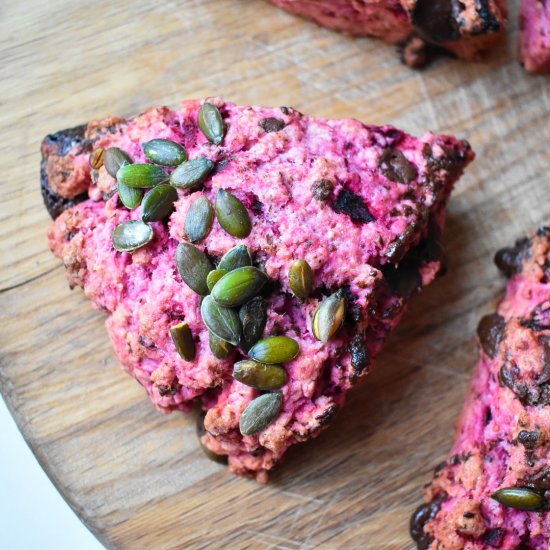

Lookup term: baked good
[411,229,550,549]
[44,98,474,481]
[520,0,550,73]
[268,0,507,67]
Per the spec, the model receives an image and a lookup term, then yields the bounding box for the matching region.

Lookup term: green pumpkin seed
[239,392,282,436]
[116,163,169,188]
[176,242,213,296]
[491,488,544,511]
[233,360,287,390]
[143,138,187,166]
[218,245,252,272]
[211,266,268,307]
[248,336,300,364]
[198,103,225,145]
[185,196,214,243]
[289,259,313,301]
[141,184,178,222]
[207,269,228,292]
[170,321,196,361]
[313,291,346,343]
[104,147,132,178]
[112,220,153,252]
[239,296,268,352]
[200,295,241,346]
[215,189,252,238]
[196,413,228,464]
[118,181,143,210]
[208,331,235,359]
[170,157,215,189]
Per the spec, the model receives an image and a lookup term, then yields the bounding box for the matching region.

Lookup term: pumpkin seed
[200,295,241,346]
[215,189,252,238]
[89,147,105,169]
[233,360,287,390]
[141,184,178,222]
[248,336,300,364]
[170,321,196,361]
[289,259,313,301]
[198,103,225,145]
[185,195,214,243]
[170,157,215,189]
[143,138,187,166]
[207,269,228,292]
[313,291,346,343]
[117,181,143,210]
[208,331,235,359]
[491,488,544,511]
[239,296,268,352]
[112,220,153,252]
[218,245,252,272]
[196,413,228,464]
[116,163,169,188]
[211,266,268,307]
[239,392,282,436]
[176,242,213,296]
[104,147,133,178]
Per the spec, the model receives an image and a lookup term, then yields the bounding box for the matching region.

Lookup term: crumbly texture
[268,0,507,66]
[411,229,550,549]
[44,98,473,481]
[521,0,550,73]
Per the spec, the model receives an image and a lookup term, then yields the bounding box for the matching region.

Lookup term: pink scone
[44,98,474,481]
[521,0,550,73]
[411,229,550,549]
[269,0,507,67]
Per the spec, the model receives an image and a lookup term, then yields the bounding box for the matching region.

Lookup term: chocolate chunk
[331,189,374,224]
[494,238,530,277]
[379,148,418,184]
[482,528,505,548]
[382,261,422,299]
[518,430,540,450]
[259,117,286,133]
[315,404,339,428]
[477,314,505,359]
[339,286,363,323]
[312,179,334,202]
[412,0,459,44]
[522,301,550,331]
[410,496,446,550]
[349,334,369,373]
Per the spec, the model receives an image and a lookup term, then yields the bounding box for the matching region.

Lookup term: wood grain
[1,0,549,548]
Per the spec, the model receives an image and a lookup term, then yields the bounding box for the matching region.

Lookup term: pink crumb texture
[268,0,507,61]
[521,0,550,73]
[45,98,473,481]
[412,229,550,549]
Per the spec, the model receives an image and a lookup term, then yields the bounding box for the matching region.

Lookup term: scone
[411,229,550,549]
[520,0,550,73]
[43,98,474,481]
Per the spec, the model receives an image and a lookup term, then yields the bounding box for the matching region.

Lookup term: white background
[0,396,104,550]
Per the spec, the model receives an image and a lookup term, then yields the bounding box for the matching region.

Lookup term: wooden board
[1,0,549,548]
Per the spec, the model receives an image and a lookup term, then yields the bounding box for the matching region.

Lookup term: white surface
[0,396,104,550]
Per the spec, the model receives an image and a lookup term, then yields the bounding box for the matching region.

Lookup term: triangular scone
[412,229,550,549]
[44,98,474,481]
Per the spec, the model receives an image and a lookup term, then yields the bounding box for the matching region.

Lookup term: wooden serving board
[1,1,549,548]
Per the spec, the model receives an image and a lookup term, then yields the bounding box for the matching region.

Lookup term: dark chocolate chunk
[518,430,540,450]
[259,117,286,133]
[315,404,339,428]
[312,179,334,202]
[482,528,505,548]
[412,0,459,44]
[382,261,422,300]
[331,189,374,224]
[477,313,506,359]
[379,148,418,184]
[494,238,530,277]
[349,334,369,374]
[410,496,445,550]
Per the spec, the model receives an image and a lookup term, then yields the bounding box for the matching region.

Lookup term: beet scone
[520,0,550,73]
[411,228,550,549]
[44,98,474,481]
[268,0,507,67]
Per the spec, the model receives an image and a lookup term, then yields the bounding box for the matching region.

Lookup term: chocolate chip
[349,334,369,373]
[315,404,339,428]
[462,511,475,519]
[259,117,286,133]
[482,528,505,548]
[518,430,540,450]
[379,147,418,184]
[331,189,374,224]
[280,106,290,115]
[494,238,530,277]
[410,495,446,550]
[477,314,506,359]
[312,179,334,202]
[412,0,459,44]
